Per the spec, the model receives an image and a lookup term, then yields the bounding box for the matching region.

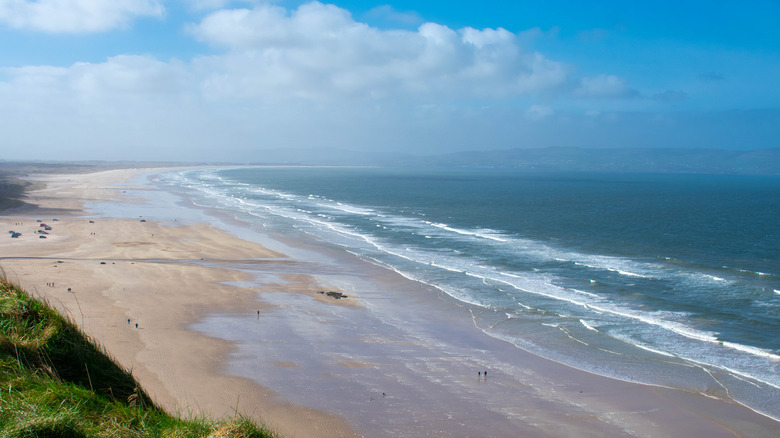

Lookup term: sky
[0,0,778,162]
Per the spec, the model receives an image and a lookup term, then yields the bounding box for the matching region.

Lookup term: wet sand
[1,168,777,438]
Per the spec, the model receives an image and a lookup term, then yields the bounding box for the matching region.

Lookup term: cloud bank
[188,2,569,101]
[0,0,164,33]
[2,2,581,105]
[2,1,768,162]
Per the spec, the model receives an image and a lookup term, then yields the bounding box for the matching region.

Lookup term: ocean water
[158,166,780,420]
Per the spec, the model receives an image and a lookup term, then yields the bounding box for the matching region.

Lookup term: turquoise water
[160,167,780,419]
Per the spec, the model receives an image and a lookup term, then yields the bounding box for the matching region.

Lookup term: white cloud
[0,55,207,159]
[189,1,569,101]
[525,104,554,121]
[575,74,637,99]
[0,0,164,33]
[5,55,189,96]
[1,55,193,128]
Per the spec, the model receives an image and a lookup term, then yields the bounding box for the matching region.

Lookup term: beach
[1,168,778,438]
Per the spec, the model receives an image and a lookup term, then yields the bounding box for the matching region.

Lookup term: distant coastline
[201,146,780,175]
[0,162,194,214]
[2,147,779,177]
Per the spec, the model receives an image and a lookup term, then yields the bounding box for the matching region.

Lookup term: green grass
[0,274,277,438]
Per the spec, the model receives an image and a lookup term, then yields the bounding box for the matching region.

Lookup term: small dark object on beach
[317,291,349,299]
[100,262,106,265]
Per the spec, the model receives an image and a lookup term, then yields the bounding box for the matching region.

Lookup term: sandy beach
[0,169,359,437]
[1,168,778,438]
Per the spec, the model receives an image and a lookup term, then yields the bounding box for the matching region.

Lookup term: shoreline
[0,169,360,437]
[1,167,778,437]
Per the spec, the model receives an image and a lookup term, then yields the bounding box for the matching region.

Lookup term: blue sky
[0,0,778,161]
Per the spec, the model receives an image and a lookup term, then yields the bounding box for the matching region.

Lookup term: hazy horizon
[1,1,778,162]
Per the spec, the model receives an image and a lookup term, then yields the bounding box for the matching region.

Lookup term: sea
[156,166,779,420]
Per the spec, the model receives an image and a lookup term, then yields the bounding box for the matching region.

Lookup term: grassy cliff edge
[0,274,276,438]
